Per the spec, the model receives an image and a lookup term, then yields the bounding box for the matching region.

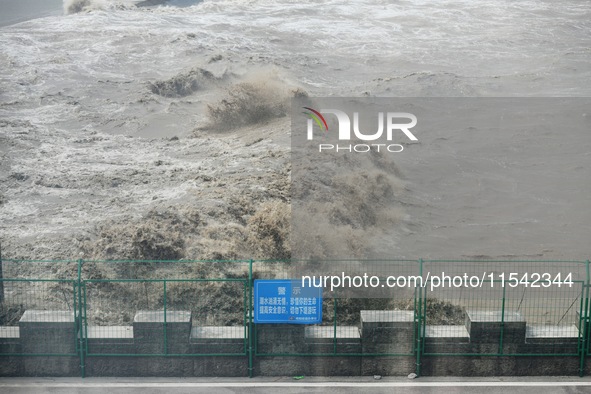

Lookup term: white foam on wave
[63,0,108,14]
[0,0,586,108]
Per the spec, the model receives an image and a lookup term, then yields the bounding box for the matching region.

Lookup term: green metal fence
[0,258,590,377]
[420,259,586,352]
[251,259,420,358]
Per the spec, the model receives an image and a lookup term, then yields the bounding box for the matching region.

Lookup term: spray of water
[63,0,106,14]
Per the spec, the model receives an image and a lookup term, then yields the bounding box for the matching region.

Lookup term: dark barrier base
[421,356,581,376]
[254,356,361,376]
[361,356,416,376]
[1,355,588,377]
[0,356,79,377]
[85,356,248,377]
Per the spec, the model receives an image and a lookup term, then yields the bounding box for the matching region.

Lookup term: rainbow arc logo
[303,107,329,131]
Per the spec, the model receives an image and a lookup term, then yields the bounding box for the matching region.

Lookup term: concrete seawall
[0,309,586,377]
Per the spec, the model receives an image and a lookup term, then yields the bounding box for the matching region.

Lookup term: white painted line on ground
[2,382,591,388]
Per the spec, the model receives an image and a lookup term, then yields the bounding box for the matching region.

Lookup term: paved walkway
[1,377,591,394]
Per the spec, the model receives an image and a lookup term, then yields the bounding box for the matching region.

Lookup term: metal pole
[77,259,85,378]
[163,280,168,355]
[333,298,337,355]
[243,278,248,359]
[580,261,590,377]
[415,258,423,377]
[0,242,4,303]
[83,281,89,375]
[499,283,506,355]
[248,259,254,378]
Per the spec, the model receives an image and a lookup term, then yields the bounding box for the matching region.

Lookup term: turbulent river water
[0,0,590,260]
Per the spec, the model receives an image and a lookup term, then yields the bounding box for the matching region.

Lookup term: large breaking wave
[63,0,107,14]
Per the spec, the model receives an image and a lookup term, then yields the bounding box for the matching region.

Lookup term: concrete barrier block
[465,310,525,344]
[361,311,414,354]
[0,325,22,376]
[256,324,305,354]
[17,311,78,376]
[304,326,361,354]
[86,326,134,354]
[19,310,76,354]
[0,326,21,354]
[133,310,191,354]
[523,324,580,354]
[189,326,246,354]
[423,325,470,354]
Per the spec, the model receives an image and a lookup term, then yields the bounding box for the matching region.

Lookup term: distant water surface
[0,0,63,27]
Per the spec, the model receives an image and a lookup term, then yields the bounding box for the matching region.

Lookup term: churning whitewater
[0,0,590,261]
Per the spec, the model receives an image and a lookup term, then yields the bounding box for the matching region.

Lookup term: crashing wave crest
[63,0,107,14]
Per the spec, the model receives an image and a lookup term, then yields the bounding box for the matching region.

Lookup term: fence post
[333,298,338,355]
[77,259,86,378]
[580,260,590,377]
[248,259,254,378]
[0,242,4,303]
[163,280,168,355]
[499,282,506,355]
[415,258,423,377]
